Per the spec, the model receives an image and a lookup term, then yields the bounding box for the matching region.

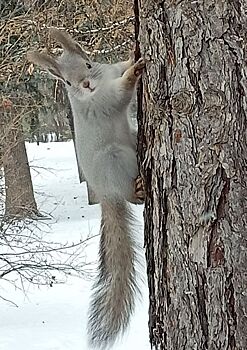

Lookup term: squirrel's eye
[66,80,71,86]
[86,62,92,69]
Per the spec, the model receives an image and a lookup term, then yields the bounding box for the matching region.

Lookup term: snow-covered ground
[0,141,150,350]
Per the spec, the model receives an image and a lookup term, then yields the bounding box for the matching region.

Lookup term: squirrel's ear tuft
[26,51,64,81]
[49,27,90,61]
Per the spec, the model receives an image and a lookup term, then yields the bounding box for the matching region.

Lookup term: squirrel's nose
[82,79,90,88]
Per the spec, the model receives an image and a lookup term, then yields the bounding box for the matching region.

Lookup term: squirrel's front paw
[134,58,145,76]
[122,57,145,86]
[128,46,136,65]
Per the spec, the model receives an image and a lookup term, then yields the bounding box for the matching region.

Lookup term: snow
[0,141,150,350]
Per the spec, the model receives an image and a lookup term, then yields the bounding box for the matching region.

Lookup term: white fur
[66,60,138,202]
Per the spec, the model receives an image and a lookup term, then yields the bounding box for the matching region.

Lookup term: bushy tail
[87,198,139,348]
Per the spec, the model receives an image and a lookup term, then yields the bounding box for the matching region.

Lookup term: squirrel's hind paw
[132,175,146,204]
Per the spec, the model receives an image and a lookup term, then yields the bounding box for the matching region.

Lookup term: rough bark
[136,1,247,349]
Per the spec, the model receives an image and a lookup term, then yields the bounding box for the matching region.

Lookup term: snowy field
[0,141,149,350]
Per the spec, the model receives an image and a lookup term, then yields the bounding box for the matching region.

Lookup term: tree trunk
[136,1,247,349]
[1,108,39,219]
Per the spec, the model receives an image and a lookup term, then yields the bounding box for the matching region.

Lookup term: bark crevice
[207,166,230,268]
[225,272,237,348]
[195,268,209,350]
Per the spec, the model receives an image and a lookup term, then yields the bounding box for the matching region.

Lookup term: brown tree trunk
[1,107,39,219]
[136,1,247,349]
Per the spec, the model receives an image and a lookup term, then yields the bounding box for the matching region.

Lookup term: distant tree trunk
[136,1,247,349]
[1,105,39,218]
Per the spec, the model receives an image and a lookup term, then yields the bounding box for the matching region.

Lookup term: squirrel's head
[27,28,94,93]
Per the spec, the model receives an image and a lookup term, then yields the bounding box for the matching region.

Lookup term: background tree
[136,0,247,349]
[0,96,39,218]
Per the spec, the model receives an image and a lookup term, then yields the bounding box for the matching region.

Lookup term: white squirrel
[27,28,145,348]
